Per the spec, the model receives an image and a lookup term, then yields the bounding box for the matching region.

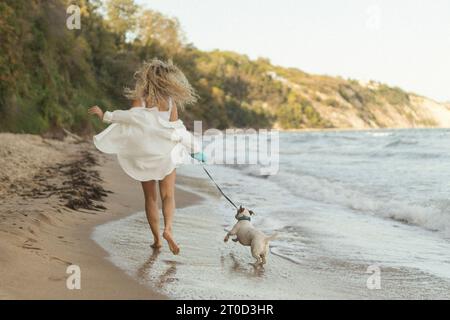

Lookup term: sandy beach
[0,133,200,299]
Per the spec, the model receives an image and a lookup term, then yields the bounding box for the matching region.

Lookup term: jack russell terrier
[224,206,277,265]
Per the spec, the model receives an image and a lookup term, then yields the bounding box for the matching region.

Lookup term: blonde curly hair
[125,59,198,109]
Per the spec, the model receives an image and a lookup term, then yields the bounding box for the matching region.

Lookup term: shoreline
[0,134,203,299]
[205,126,450,135]
[276,126,450,133]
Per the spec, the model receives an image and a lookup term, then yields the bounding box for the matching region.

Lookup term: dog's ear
[249,210,255,216]
[238,206,244,213]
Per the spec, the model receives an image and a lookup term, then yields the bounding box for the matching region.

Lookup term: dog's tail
[265,233,278,243]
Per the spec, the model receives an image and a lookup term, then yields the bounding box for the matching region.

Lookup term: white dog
[224,206,277,264]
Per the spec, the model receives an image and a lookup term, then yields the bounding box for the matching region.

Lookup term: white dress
[93,99,200,181]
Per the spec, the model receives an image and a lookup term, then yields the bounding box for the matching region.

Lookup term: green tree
[136,10,185,56]
[105,0,138,42]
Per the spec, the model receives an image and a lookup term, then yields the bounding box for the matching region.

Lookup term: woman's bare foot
[163,231,180,255]
[150,238,162,249]
[151,240,162,249]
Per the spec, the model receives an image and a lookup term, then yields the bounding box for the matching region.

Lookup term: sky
[136,0,450,102]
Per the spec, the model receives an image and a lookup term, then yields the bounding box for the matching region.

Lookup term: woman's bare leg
[159,170,180,255]
[141,180,162,249]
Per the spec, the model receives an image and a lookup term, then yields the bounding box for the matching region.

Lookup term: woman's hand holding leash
[191,152,207,163]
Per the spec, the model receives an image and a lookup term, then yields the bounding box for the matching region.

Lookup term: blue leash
[202,166,239,210]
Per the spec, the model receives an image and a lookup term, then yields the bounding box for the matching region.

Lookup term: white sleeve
[102,111,114,124]
[102,110,137,125]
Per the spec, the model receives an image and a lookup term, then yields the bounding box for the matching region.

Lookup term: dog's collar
[237,216,251,222]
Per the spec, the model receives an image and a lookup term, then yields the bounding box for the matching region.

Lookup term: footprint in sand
[50,256,72,266]
[22,238,42,250]
[48,276,64,282]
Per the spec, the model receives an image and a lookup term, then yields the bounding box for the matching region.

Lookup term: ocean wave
[271,171,450,236]
[368,150,443,160]
[366,131,394,137]
[384,139,418,148]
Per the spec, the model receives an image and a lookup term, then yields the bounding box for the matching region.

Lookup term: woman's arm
[88,105,137,124]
